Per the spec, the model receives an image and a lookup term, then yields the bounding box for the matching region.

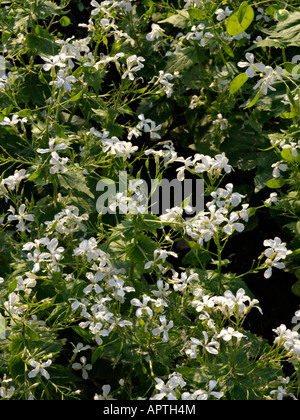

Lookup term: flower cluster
[151,373,223,400]
[70,238,134,345]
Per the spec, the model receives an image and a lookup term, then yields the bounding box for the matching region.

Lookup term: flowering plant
[0,0,299,400]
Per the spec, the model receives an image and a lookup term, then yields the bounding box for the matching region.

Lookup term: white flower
[41,54,66,71]
[198,331,219,355]
[273,324,300,356]
[262,237,292,279]
[256,7,270,22]
[264,192,278,206]
[0,115,28,126]
[0,384,15,399]
[108,192,130,214]
[28,358,52,380]
[155,70,175,97]
[151,280,171,299]
[144,249,178,270]
[71,342,91,354]
[7,204,34,232]
[136,114,162,139]
[102,137,138,159]
[4,292,22,316]
[73,237,101,262]
[186,23,214,46]
[122,55,145,81]
[2,169,29,190]
[195,153,232,177]
[130,294,153,318]
[263,237,292,260]
[238,53,266,78]
[152,373,186,400]
[253,66,283,95]
[170,271,198,293]
[50,70,76,91]
[215,7,232,21]
[220,288,262,317]
[90,0,101,16]
[271,160,287,178]
[146,24,165,41]
[192,380,224,400]
[223,211,245,235]
[217,327,246,342]
[15,274,37,295]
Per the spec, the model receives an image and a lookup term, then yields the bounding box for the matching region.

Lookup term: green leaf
[187,8,206,21]
[68,89,83,102]
[226,4,254,36]
[18,109,33,118]
[265,178,287,188]
[244,87,262,109]
[281,148,300,164]
[159,10,190,29]
[60,16,71,27]
[221,42,235,58]
[25,325,40,342]
[229,73,249,95]
[26,26,58,56]
[0,315,6,340]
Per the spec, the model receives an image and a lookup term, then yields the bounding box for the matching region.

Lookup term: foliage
[0,0,299,400]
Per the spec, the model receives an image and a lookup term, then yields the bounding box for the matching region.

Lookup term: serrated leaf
[292,279,300,298]
[279,112,297,119]
[159,10,190,29]
[165,48,197,73]
[57,170,94,199]
[229,73,249,95]
[257,11,300,48]
[244,87,262,109]
[68,89,83,103]
[221,42,235,58]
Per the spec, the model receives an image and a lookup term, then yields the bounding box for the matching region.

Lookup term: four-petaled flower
[238,53,266,78]
[28,358,52,380]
